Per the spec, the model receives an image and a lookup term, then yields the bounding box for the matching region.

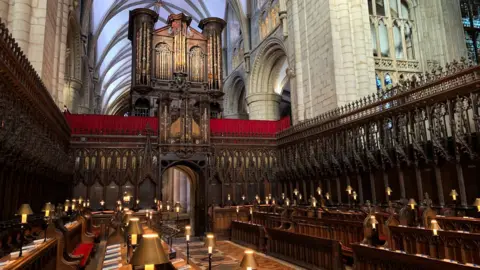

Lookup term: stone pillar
[199,17,226,90]
[412,0,467,67]
[0,0,9,22]
[11,0,32,53]
[246,93,282,120]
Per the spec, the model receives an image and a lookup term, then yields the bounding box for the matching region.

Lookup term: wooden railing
[353,244,475,270]
[0,20,72,219]
[230,221,266,251]
[211,207,251,239]
[266,227,343,270]
[389,225,480,265]
[275,59,480,209]
[278,60,480,140]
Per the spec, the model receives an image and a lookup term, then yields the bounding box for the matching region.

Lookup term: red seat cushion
[379,235,387,241]
[72,243,94,267]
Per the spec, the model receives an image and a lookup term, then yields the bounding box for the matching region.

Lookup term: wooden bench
[265,227,343,270]
[436,216,480,233]
[212,207,251,239]
[352,243,477,270]
[62,217,95,269]
[0,238,57,270]
[389,225,480,265]
[293,218,364,256]
[230,221,266,251]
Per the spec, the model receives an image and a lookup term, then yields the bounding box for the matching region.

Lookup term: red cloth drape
[66,114,291,137]
[210,116,290,137]
[66,114,158,135]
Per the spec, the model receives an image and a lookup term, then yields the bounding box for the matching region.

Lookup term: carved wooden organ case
[129,9,226,156]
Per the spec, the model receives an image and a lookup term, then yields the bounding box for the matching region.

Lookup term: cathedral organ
[128,9,225,124]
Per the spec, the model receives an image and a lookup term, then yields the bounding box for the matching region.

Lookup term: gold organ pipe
[146,26,151,83]
[136,30,140,84]
[217,30,222,89]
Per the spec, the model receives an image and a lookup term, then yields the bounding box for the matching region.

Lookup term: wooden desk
[389,225,480,264]
[64,221,81,254]
[231,221,266,251]
[353,243,477,270]
[0,238,57,270]
[436,216,480,233]
[99,239,183,270]
[265,227,343,270]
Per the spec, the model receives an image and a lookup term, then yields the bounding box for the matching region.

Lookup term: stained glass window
[376,74,382,90]
[461,0,480,63]
[384,74,393,88]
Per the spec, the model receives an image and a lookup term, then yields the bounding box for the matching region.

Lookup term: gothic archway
[160,160,208,236]
[247,37,289,120]
[224,72,248,119]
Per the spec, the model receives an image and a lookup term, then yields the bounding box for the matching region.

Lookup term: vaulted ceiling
[92,0,234,114]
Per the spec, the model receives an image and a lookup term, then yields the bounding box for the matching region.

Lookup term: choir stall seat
[71,242,94,268]
[61,216,96,269]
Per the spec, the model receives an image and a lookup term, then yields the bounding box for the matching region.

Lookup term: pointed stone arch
[247,37,289,120]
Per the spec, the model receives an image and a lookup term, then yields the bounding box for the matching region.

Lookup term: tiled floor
[174,240,301,270]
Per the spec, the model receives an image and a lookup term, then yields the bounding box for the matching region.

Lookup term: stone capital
[246,93,282,105]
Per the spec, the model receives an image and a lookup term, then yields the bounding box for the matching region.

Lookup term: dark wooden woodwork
[0,20,72,220]
[353,243,476,270]
[230,221,266,251]
[210,206,251,239]
[265,227,343,270]
[389,225,480,264]
[0,238,57,270]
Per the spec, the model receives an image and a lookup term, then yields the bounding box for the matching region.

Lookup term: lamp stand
[208,253,212,270]
[19,225,25,257]
[186,240,190,264]
[176,212,179,229]
[43,217,49,242]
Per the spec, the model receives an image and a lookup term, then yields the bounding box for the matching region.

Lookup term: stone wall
[223,0,469,125]
[0,0,86,111]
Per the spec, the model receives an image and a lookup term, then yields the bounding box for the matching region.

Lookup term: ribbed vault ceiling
[93,0,228,114]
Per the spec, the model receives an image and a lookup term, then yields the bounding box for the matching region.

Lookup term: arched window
[376,74,382,90]
[369,0,418,88]
[188,46,206,82]
[154,43,173,80]
[384,73,393,88]
[461,0,480,63]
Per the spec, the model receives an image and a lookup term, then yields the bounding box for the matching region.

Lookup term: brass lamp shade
[131,234,170,266]
[185,225,191,236]
[42,202,54,217]
[240,249,258,269]
[430,219,441,231]
[346,185,353,193]
[316,187,322,195]
[175,202,181,213]
[127,218,143,235]
[17,204,33,216]
[42,202,52,212]
[204,233,216,248]
[474,198,480,212]
[408,198,417,209]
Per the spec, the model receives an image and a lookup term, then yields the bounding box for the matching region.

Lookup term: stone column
[11,0,32,53]
[246,93,282,120]
[0,0,9,22]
